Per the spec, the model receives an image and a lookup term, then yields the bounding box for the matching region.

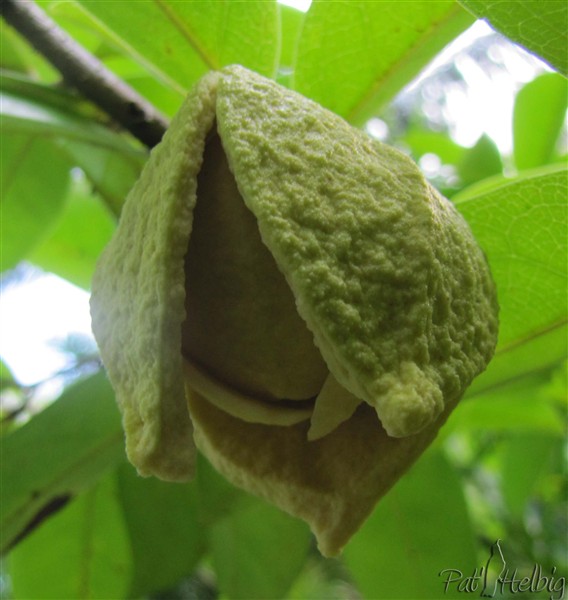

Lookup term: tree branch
[1,0,169,148]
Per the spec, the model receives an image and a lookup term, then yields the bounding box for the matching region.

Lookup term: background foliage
[1,1,566,599]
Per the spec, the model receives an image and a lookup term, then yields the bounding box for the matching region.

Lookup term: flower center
[180,130,327,422]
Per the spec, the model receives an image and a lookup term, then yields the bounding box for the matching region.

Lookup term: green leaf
[77,0,280,93]
[1,373,124,553]
[455,169,568,392]
[344,449,477,599]
[29,172,116,290]
[47,0,185,116]
[0,133,69,272]
[9,473,132,600]
[117,463,205,597]
[1,74,145,220]
[514,73,568,171]
[501,433,564,518]
[458,134,503,187]
[448,369,564,435]
[294,0,474,124]
[288,556,358,600]
[404,128,465,166]
[56,139,144,218]
[279,4,304,68]
[0,23,59,81]
[0,84,143,155]
[196,453,243,527]
[458,0,568,76]
[209,496,311,599]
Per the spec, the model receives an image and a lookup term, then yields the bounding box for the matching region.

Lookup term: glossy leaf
[117,463,205,597]
[29,173,116,290]
[78,0,279,93]
[1,373,124,553]
[514,72,568,171]
[344,449,477,599]
[0,133,69,272]
[456,168,568,393]
[458,0,568,75]
[9,473,132,600]
[209,496,311,599]
[294,0,474,124]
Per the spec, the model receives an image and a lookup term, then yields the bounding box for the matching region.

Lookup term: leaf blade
[458,0,568,75]
[1,373,124,553]
[513,72,568,171]
[294,0,474,124]
[209,496,311,599]
[344,449,477,599]
[456,169,568,391]
[0,134,69,272]
[9,473,132,600]
[78,0,280,93]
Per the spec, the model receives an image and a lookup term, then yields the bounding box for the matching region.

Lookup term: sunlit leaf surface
[294,0,474,124]
[513,72,568,171]
[456,168,568,393]
[77,0,280,94]
[459,0,568,75]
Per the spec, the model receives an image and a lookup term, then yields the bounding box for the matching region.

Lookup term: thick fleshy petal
[188,389,454,557]
[216,65,499,437]
[90,72,219,482]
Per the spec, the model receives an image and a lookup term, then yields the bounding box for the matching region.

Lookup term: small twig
[1,0,168,148]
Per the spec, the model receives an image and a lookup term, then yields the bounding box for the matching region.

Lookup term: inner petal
[181,130,328,402]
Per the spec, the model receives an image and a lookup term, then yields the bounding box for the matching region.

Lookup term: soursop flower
[90,65,498,556]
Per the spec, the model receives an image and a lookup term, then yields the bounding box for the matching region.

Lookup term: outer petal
[90,72,219,482]
[216,65,499,437]
[188,389,454,557]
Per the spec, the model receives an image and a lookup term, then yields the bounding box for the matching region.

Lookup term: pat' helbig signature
[439,539,566,599]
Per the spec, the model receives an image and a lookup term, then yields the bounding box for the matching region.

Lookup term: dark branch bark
[1,0,169,148]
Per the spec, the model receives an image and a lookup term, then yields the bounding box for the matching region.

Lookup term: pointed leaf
[458,0,568,75]
[514,73,568,171]
[294,0,474,124]
[458,134,503,187]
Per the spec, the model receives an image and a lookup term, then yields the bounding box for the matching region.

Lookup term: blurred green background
[1,1,566,598]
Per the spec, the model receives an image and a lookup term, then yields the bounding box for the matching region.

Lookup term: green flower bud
[90,65,498,556]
